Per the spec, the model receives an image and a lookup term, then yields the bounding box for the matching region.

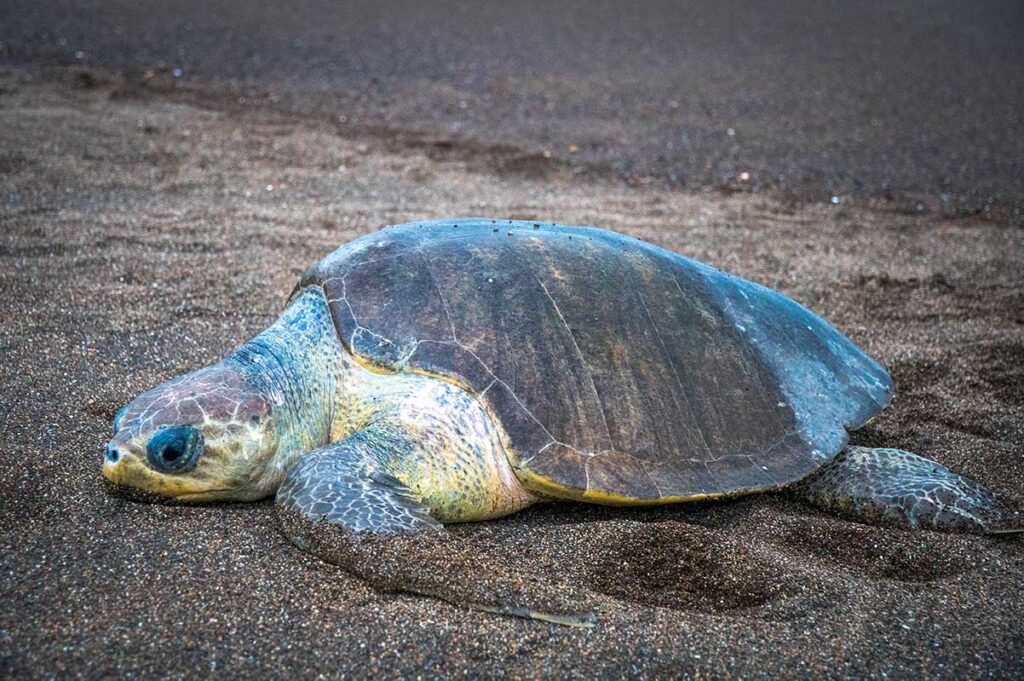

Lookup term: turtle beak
[102,445,123,487]
[101,436,241,502]
[102,441,139,487]
[101,439,197,499]
[103,430,136,482]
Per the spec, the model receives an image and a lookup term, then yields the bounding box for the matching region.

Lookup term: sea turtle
[103,218,1020,623]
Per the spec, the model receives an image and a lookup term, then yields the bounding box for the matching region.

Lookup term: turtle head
[103,363,281,502]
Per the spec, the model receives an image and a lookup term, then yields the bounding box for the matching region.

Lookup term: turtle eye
[146,426,204,473]
[112,406,128,433]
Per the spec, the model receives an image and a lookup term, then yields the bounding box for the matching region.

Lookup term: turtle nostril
[106,445,120,463]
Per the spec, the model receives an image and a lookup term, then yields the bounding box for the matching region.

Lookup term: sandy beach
[1,2,1023,675]
[0,63,1021,678]
[3,0,1023,220]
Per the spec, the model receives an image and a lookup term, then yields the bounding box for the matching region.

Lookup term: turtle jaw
[102,449,238,503]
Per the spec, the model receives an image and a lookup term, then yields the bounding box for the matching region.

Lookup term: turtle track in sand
[583,518,840,621]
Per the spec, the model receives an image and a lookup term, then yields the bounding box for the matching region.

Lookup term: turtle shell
[296,219,893,503]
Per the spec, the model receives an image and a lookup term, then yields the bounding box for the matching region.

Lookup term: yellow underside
[349,350,477,393]
[516,467,774,506]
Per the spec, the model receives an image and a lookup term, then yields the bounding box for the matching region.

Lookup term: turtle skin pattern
[276,427,442,534]
[792,446,1022,534]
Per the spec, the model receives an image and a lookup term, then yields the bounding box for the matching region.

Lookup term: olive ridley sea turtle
[104,219,1021,624]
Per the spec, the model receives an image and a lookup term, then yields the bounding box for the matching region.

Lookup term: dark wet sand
[2,0,1023,220]
[1,66,1023,678]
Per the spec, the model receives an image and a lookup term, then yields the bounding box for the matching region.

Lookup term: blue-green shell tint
[112,406,129,433]
[146,426,204,474]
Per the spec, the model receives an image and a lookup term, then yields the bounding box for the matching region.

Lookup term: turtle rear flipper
[275,424,596,627]
[791,446,1023,534]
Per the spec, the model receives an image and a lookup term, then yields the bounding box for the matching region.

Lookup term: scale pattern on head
[104,363,277,501]
[104,287,352,502]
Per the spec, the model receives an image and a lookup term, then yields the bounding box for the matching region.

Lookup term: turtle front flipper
[276,434,443,536]
[791,446,1022,534]
[275,421,595,627]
